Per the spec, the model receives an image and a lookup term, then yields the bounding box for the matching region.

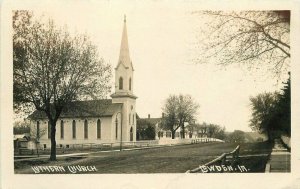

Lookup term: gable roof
[13,134,30,140]
[28,99,122,120]
[137,118,162,125]
[137,118,161,130]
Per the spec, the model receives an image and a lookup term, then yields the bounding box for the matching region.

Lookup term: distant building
[137,114,208,140]
[28,17,137,149]
[13,134,36,150]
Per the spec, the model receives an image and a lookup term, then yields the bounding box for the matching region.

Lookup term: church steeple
[111,16,137,143]
[116,15,133,70]
[111,16,137,99]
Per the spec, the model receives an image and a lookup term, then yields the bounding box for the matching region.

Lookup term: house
[28,16,137,149]
[13,134,36,150]
[136,114,160,140]
[137,114,207,140]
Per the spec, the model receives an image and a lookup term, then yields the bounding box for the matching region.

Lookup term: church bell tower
[111,16,137,142]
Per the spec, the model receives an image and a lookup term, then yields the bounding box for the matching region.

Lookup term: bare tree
[13,11,112,160]
[193,11,290,77]
[30,124,47,156]
[161,94,199,139]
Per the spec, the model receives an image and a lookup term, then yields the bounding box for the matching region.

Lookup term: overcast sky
[26,1,289,132]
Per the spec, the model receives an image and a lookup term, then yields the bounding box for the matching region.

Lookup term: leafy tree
[249,73,290,141]
[186,122,226,140]
[249,92,278,141]
[199,122,226,140]
[193,11,290,77]
[136,119,156,140]
[161,94,199,139]
[144,126,156,140]
[226,130,245,143]
[13,11,112,161]
[212,126,226,140]
[275,73,291,136]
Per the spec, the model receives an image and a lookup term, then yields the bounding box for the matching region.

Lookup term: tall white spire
[112,15,137,99]
[117,15,133,70]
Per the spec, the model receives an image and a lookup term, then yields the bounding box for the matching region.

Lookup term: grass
[237,156,270,172]
[14,141,273,174]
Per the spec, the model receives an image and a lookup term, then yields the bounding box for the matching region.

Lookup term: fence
[119,140,159,147]
[186,145,240,173]
[15,140,161,155]
[15,138,221,156]
[191,138,218,144]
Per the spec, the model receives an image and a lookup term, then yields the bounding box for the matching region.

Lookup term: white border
[1,0,300,188]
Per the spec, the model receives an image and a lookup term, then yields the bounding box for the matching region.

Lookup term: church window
[72,120,76,139]
[115,118,118,139]
[97,119,101,139]
[60,120,64,139]
[84,120,88,139]
[132,113,135,124]
[130,127,133,141]
[48,121,51,139]
[36,121,40,139]
[119,77,123,90]
[129,113,131,124]
[129,78,132,90]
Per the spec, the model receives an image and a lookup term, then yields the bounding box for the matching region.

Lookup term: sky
[24,1,289,132]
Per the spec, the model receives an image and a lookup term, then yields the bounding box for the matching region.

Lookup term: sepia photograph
[1,0,300,188]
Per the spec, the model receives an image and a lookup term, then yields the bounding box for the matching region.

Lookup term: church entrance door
[130,127,133,141]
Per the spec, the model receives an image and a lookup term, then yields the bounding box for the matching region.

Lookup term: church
[28,16,137,148]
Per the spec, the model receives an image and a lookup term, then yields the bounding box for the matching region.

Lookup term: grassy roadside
[14,142,273,174]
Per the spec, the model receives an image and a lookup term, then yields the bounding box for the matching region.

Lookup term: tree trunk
[182,125,185,139]
[171,130,176,139]
[50,121,57,161]
[36,143,39,157]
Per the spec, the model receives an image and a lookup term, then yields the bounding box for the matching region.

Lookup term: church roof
[116,15,134,70]
[28,99,122,120]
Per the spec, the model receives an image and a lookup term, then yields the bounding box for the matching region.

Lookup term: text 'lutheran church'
[28,16,137,148]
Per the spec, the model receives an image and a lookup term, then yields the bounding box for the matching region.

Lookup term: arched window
[119,77,123,90]
[97,119,101,139]
[129,113,131,125]
[132,113,135,124]
[72,120,76,139]
[84,120,88,139]
[36,121,40,139]
[115,117,118,139]
[48,121,51,139]
[129,78,132,90]
[60,120,64,139]
[130,127,133,141]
